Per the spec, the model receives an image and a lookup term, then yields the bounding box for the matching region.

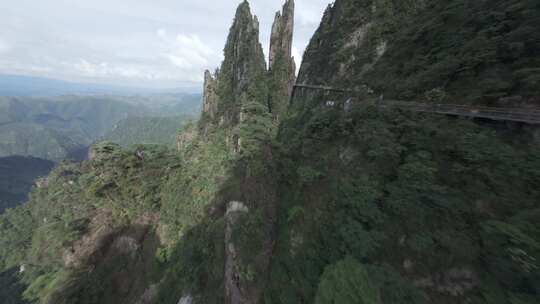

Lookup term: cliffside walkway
[292,84,540,124]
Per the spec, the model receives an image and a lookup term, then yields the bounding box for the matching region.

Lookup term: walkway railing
[293,84,540,124]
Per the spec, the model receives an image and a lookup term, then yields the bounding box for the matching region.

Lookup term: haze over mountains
[0,74,202,213]
[0,74,201,97]
[0,0,539,304]
[0,93,200,161]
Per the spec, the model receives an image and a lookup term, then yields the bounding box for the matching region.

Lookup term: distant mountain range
[0,94,201,161]
[0,91,201,211]
[0,73,202,213]
[0,74,200,97]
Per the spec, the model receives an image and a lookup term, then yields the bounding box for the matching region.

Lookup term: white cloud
[166,55,191,69]
[0,39,10,54]
[0,0,330,88]
[297,8,325,26]
[296,0,329,26]
[168,33,215,67]
[157,30,220,77]
[291,46,302,74]
[156,28,167,39]
[74,59,146,79]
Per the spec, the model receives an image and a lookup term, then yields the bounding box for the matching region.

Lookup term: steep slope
[267,0,296,122]
[297,0,540,105]
[265,106,540,304]
[267,0,540,303]
[200,0,296,153]
[0,1,281,302]
[201,0,267,130]
[0,1,539,304]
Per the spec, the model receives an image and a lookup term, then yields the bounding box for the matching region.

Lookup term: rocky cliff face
[195,3,297,303]
[267,0,296,122]
[276,1,540,303]
[269,0,294,69]
[202,70,219,120]
[199,1,269,154]
[199,0,297,148]
[5,2,539,304]
[201,1,267,130]
[295,0,540,106]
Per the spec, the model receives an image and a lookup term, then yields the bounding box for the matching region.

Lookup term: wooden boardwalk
[293,84,540,124]
[293,84,353,93]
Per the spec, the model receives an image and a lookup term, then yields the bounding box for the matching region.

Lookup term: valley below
[0,93,201,213]
[0,0,539,304]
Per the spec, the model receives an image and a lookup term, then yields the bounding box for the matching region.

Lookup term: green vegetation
[315,257,381,304]
[0,96,144,161]
[299,0,540,105]
[0,128,234,303]
[262,103,540,304]
[1,0,539,303]
[102,116,190,148]
[367,0,540,103]
[207,0,268,128]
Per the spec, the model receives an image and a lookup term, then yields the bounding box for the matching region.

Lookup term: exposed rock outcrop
[199,0,297,136]
[135,284,160,304]
[414,268,479,297]
[62,210,117,269]
[203,0,266,129]
[177,124,198,151]
[177,295,193,304]
[198,1,269,153]
[54,211,161,304]
[269,0,294,69]
[202,70,219,120]
[224,201,249,304]
[268,0,296,121]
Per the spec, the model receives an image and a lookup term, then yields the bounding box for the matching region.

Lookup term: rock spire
[267,0,296,121]
[269,0,295,69]
[201,0,267,128]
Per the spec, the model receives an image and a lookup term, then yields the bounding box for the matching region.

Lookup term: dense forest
[0,0,538,304]
[102,116,191,148]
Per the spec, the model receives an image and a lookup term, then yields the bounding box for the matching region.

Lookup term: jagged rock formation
[49,212,161,304]
[4,2,540,304]
[296,0,540,105]
[199,1,270,153]
[267,0,296,121]
[202,70,219,120]
[199,0,297,147]
[296,0,390,92]
[224,201,249,304]
[194,4,297,300]
[269,0,294,69]
[201,1,267,130]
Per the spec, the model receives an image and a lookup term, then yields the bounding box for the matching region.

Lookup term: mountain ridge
[0,74,201,97]
[0,1,539,304]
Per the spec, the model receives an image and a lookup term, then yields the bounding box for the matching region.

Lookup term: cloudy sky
[0,0,330,89]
